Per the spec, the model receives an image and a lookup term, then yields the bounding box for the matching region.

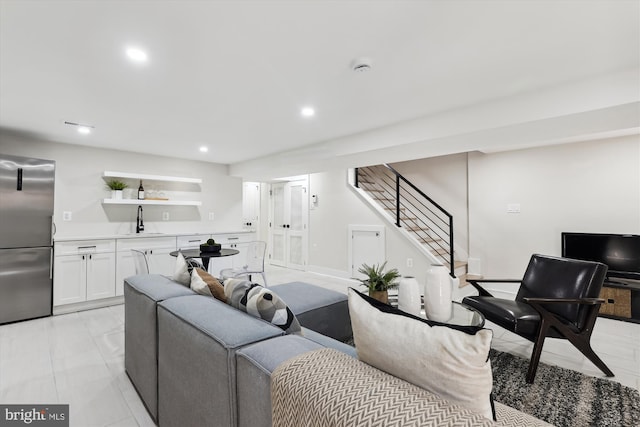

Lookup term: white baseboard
[53,296,124,315]
[305,264,358,282]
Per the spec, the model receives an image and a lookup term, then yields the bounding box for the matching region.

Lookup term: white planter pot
[424,264,452,322]
[112,190,123,200]
[397,276,421,316]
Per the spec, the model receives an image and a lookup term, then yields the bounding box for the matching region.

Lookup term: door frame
[267,178,309,270]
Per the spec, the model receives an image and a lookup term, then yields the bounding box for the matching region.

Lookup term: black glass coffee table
[388,294,485,327]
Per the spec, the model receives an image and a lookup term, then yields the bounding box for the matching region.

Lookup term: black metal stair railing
[354,164,455,277]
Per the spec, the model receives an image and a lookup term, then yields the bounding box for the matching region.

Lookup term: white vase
[397,276,421,316]
[424,264,452,322]
[112,190,123,200]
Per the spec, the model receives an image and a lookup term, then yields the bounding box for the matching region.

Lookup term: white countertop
[54,230,254,242]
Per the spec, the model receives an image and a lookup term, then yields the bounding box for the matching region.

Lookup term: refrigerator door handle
[17,168,23,191]
[50,249,54,279]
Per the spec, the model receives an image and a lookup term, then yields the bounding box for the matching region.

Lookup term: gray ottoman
[269,282,352,342]
[124,274,195,421]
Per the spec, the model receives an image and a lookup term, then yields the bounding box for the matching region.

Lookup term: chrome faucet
[136,205,144,233]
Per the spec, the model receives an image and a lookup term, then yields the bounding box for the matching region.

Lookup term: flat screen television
[561,232,640,281]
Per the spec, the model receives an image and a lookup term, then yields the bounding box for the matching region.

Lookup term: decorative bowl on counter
[200,243,221,253]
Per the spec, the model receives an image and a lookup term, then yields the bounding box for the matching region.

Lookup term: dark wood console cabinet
[599,279,640,324]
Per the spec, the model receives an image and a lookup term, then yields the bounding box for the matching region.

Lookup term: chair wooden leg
[563,332,615,377]
[580,343,615,377]
[527,321,550,383]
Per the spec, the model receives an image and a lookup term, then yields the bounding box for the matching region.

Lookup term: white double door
[269,180,308,270]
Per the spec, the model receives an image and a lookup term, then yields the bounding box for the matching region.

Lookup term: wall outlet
[162,212,170,221]
[406,258,413,268]
[63,211,72,221]
[208,212,215,221]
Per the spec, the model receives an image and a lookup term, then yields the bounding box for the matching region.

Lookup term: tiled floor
[1,266,638,426]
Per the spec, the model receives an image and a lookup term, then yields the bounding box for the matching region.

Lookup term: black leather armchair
[462,254,613,383]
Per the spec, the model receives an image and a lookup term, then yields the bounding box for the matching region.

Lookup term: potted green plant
[105,179,128,200]
[358,261,400,304]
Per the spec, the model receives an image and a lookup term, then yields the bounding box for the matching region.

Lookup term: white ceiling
[1,0,639,170]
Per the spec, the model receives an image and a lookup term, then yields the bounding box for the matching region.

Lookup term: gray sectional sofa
[124,274,548,427]
[124,274,355,427]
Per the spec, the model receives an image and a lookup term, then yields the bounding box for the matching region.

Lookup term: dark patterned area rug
[489,349,640,427]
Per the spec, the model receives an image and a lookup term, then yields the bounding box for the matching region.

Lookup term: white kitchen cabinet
[242,182,260,231]
[209,232,255,277]
[115,236,177,295]
[176,234,211,250]
[53,240,116,306]
[53,255,85,305]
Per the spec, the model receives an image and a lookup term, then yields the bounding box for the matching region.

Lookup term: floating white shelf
[102,199,202,206]
[103,171,202,184]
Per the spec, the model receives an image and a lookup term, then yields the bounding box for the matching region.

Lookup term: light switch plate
[63,211,72,221]
[162,212,169,221]
[507,203,521,213]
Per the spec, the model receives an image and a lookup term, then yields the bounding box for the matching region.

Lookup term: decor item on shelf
[397,276,421,316]
[138,180,145,200]
[424,264,452,322]
[105,179,127,200]
[357,261,400,304]
[200,238,221,253]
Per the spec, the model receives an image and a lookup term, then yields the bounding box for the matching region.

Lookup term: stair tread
[457,273,483,288]
[406,226,429,232]
[442,260,467,269]
[418,236,442,244]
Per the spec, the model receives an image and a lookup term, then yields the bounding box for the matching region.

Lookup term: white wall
[0,131,243,237]
[307,169,437,283]
[468,134,640,278]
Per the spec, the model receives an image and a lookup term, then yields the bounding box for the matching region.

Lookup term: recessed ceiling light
[64,121,94,134]
[301,107,315,117]
[351,57,373,73]
[199,146,208,153]
[126,47,148,63]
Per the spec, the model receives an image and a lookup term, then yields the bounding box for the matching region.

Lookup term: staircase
[353,164,469,284]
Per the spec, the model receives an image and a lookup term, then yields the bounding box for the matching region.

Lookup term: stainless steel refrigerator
[0,154,55,324]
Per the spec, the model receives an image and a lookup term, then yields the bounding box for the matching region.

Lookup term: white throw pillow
[172,252,191,286]
[348,288,494,420]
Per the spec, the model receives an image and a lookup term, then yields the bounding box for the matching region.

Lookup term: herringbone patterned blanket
[272,348,552,427]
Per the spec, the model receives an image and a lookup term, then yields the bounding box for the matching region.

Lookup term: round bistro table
[169,248,239,271]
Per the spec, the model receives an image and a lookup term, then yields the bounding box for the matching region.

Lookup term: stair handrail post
[449,218,455,277]
[395,173,401,227]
